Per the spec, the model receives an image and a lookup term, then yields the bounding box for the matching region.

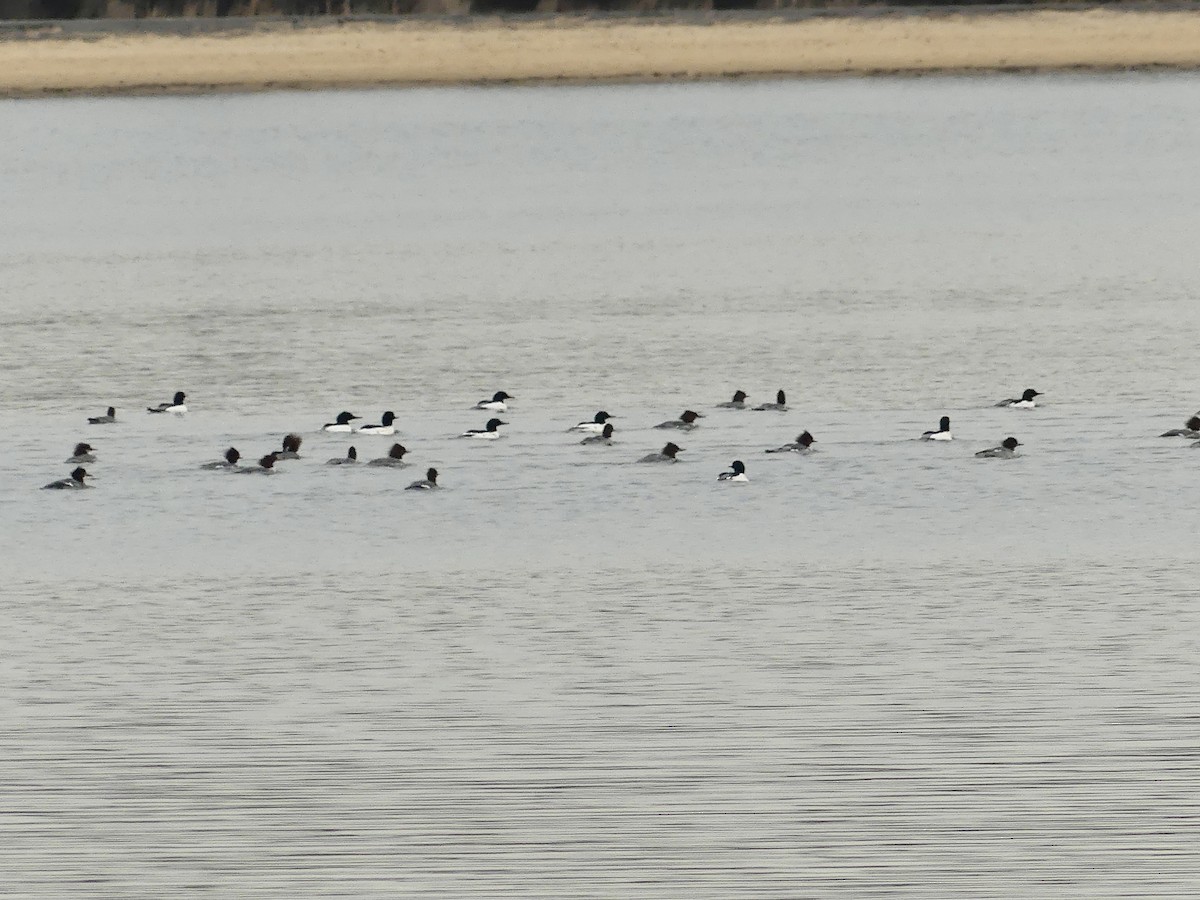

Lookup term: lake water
[3,74,1200,895]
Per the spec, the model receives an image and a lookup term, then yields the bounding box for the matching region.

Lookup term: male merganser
[66,443,96,464]
[43,467,92,490]
[275,434,302,460]
[358,411,397,435]
[201,447,241,469]
[147,391,187,414]
[580,423,615,445]
[322,411,360,433]
[718,460,749,482]
[327,446,358,465]
[475,391,514,412]
[1160,415,1200,438]
[239,453,279,473]
[921,416,953,441]
[368,443,409,467]
[88,407,116,424]
[753,390,788,411]
[639,442,684,463]
[570,411,615,433]
[716,391,749,410]
[975,437,1021,458]
[765,431,816,453]
[460,418,507,439]
[996,389,1040,408]
[654,410,704,430]
[406,467,439,490]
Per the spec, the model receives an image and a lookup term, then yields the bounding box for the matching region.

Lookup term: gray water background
[2,74,1199,895]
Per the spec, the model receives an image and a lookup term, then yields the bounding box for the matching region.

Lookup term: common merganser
[201,447,241,469]
[147,391,187,414]
[1161,415,1200,438]
[239,453,279,473]
[765,431,816,453]
[570,411,615,433]
[368,443,409,467]
[276,434,302,460]
[753,390,788,411]
[43,467,92,490]
[996,389,1040,408]
[460,418,507,439]
[639,442,684,463]
[921,416,953,441]
[322,411,360,433]
[716,391,749,410]
[65,443,96,464]
[475,391,514,412]
[580,423,615,445]
[358,412,397,435]
[88,407,116,424]
[718,460,749,482]
[327,447,358,465]
[976,437,1021,458]
[406,467,439,490]
[654,410,704,430]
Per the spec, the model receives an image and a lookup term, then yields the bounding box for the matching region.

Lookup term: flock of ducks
[40,386,1079,492]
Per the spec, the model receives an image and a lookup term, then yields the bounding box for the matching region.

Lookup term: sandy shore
[5,9,1200,98]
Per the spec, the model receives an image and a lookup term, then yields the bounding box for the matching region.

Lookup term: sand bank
[5,9,1200,97]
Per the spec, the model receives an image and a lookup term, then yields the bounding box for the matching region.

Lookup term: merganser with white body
[976,437,1021,458]
[368,443,409,467]
[327,447,358,465]
[765,431,816,453]
[322,412,360,433]
[460,418,507,439]
[754,390,788,411]
[43,467,92,490]
[1161,415,1200,438]
[475,391,514,412]
[654,410,704,430]
[716,391,749,410]
[406,467,439,490]
[88,407,116,425]
[201,447,241,470]
[358,412,397,436]
[66,443,96,464]
[580,423,615,445]
[639,442,684,463]
[239,453,279,473]
[570,411,615,433]
[718,460,749,482]
[921,416,953,441]
[147,391,187,414]
[996,389,1041,408]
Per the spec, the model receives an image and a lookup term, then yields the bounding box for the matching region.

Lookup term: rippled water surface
[3,74,1200,896]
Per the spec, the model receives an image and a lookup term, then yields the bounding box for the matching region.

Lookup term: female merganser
[976,437,1021,458]
[327,447,358,465]
[460,418,507,439]
[1161,415,1200,438]
[921,416,953,441]
[66,443,96,464]
[580,423,615,445]
[765,431,816,453]
[718,460,749,482]
[639,442,684,463]
[475,391,514,412]
[654,410,704,430]
[322,411,360,433]
[406,467,439,490]
[570,411,615,433]
[239,453,279,473]
[368,443,409,467]
[276,434,302,460]
[147,391,187,414]
[358,411,397,435]
[43,467,92,490]
[88,407,116,424]
[754,390,788,411]
[201,447,241,469]
[996,389,1040,408]
[716,391,749,409]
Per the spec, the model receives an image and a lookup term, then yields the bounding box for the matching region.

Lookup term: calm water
[3,74,1200,895]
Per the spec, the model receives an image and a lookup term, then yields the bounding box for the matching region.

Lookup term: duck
[475,391,514,412]
[921,416,953,441]
[639,442,684,463]
[570,411,615,433]
[996,389,1040,408]
[580,423,615,445]
[65,442,96,464]
[88,406,116,425]
[368,443,409,467]
[406,467,439,490]
[975,437,1021,458]
[322,411,360,433]
[716,390,749,410]
[653,410,704,430]
[1160,415,1200,438]
[276,434,303,460]
[147,391,187,414]
[753,390,788,411]
[326,447,358,466]
[43,467,92,490]
[358,411,397,436]
[200,447,241,470]
[460,418,507,439]
[239,453,279,473]
[718,460,749,482]
[765,431,816,453]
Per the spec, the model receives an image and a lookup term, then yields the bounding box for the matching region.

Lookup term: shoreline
[5,9,1200,98]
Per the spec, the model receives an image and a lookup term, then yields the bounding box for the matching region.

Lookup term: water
[3,74,1200,895]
